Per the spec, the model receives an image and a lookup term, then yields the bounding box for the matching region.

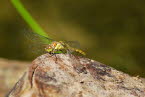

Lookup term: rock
[7,54,145,97]
[0,58,29,97]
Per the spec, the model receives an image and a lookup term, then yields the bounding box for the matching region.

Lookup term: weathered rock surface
[0,58,29,97]
[7,54,145,97]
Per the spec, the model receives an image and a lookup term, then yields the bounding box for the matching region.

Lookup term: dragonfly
[45,40,86,56]
[24,31,86,56]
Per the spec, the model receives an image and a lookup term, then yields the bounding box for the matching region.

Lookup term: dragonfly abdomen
[70,47,86,56]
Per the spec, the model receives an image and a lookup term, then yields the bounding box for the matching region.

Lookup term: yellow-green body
[45,41,86,56]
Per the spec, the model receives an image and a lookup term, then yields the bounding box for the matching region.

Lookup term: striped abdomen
[70,47,86,56]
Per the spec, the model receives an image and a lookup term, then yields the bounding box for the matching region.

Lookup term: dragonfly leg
[51,48,59,63]
[48,52,58,63]
[48,47,56,56]
[54,54,58,63]
[66,49,73,58]
[49,53,55,56]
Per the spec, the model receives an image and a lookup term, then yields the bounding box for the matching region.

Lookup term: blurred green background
[0,0,145,77]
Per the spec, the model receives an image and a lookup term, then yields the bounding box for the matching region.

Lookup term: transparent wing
[22,30,54,56]
[63,40,81,48]
[61,40,82,54]
[23,29,53,45]
[63,40,86,56]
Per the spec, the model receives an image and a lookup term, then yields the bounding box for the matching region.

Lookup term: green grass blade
[11,0,52,44]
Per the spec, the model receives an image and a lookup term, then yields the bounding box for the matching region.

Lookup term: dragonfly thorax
[44,41,65,53]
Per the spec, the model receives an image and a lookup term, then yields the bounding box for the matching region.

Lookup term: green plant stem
[11,0,51,41]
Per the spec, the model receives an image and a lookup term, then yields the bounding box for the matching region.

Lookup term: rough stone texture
[0,58,29,97]
[7,54,145,97]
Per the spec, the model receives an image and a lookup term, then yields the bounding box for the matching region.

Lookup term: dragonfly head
[44,45,53,53]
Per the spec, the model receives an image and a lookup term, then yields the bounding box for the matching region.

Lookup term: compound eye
[45,45,50,49]
[48,46,51,49]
